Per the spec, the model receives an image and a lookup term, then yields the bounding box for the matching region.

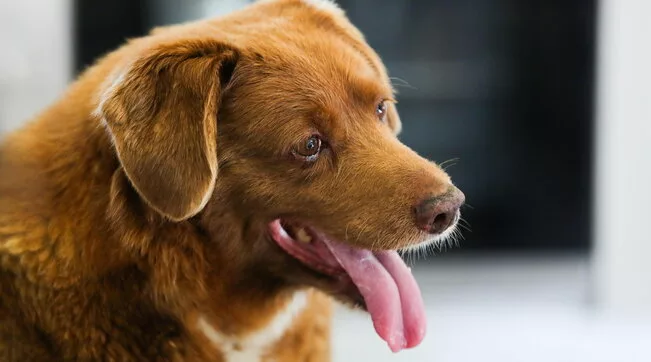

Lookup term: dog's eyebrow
[344,42,394,98]
[354,48,380,77]
[346,65,394,104]
[337,38,383,81]
[320,18,382,78]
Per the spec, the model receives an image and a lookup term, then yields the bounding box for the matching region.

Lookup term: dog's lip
[267,218,427,352]
[268,219,368,310]
[268,219,349,281]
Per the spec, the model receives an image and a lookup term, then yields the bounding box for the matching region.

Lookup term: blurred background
[1,0,650,361]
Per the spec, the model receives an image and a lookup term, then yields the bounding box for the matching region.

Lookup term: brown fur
[0,0,458,360]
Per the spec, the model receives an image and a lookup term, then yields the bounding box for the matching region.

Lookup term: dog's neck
[65,125,303,332]
[103,163,310,358]
[193,290,309,361]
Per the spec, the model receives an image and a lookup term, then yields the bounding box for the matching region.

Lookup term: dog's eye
[376,101,387,122]
[294,135,322,161]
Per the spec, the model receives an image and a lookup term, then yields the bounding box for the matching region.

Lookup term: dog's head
[97,0,464,352]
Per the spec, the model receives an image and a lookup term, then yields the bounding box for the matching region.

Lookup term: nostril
[433,213,449,228]
[414,187,465,235]
[430,211,453,234]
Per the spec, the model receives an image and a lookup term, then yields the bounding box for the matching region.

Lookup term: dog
[0,0,465,360]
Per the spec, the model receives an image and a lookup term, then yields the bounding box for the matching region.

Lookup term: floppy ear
[99,40,239,221]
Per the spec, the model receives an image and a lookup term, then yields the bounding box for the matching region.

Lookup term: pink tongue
[323,241,426,352]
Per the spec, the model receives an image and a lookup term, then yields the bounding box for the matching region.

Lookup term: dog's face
[216,43,460,250]
[99,0,464,352]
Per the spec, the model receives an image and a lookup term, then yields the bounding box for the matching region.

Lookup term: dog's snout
[414,187,465,234]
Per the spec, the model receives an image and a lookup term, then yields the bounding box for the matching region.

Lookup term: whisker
[430,240,440,256]
[457,224,472,232]
[401,247,413,265]
[438,157,460,169]
[453,229,463,247]
[458,220,472,232]
[423,243,432,260]
[389,77,417,90]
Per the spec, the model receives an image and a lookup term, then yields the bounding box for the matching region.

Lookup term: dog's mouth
[268,219,426,353]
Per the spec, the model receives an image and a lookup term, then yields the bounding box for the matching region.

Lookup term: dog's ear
[99,40,239,221]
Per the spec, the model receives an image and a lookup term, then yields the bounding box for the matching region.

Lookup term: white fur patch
[301,0,344,16]
[198,291,308,362]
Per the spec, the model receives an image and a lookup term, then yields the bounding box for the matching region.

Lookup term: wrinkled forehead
[222,38,395,152]
[247,36,394,113]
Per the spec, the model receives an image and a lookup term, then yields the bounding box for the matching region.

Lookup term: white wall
[0,0,72,135]
[593,0,651,313]
[147,0,251,26]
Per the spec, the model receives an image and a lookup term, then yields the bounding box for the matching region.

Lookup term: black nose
[414,187,465,234]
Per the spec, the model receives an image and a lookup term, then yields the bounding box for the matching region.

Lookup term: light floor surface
[331,254,651,362]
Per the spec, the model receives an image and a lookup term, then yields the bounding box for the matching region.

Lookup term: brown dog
[0,0,465,361]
